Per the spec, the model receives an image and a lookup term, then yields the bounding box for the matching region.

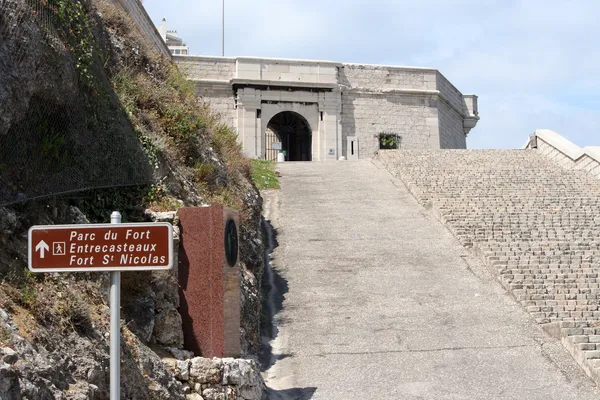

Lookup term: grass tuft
[250,160,280,190]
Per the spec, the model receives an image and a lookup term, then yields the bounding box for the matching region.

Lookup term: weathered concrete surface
[263,160,600,399]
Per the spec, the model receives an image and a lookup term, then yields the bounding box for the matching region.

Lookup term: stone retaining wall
[163,357,266,400]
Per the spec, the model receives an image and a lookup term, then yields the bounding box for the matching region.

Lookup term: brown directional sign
[28,223,173,272]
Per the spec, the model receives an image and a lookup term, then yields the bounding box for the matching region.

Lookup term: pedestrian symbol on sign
[53,242,66,255]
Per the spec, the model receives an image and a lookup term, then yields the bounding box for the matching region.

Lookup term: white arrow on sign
[35,240,49,258]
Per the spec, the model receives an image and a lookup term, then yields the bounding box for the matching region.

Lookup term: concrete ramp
[263,159,599,399]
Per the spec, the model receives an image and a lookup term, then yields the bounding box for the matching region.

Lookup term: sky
[144,0,599,149]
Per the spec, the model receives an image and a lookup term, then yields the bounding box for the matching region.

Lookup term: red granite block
[178,205,240,358]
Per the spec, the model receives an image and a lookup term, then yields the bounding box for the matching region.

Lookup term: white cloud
[143,0,600,149]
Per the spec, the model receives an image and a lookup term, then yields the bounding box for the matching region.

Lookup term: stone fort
[174,55,479,161]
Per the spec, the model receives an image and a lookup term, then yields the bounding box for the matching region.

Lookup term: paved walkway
[262,160,599,400]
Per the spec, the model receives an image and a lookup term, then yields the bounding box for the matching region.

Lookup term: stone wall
[338,64,434,90]
[528,130,600,179]
[435,72,471,149]
[194,83,236,128]
[235,57,339,84]
[176,56,236,81]
[436,72,466,116]
[112,0,170,58]
[176,56,237,128]
[164,357,266,400]
[173,55,478,159]
[438,100,466,149]
[341,92,439,157]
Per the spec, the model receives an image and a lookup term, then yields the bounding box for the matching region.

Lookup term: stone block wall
[339,65,471,156]
[163,357,267,400]
[194,83,236,128]
[175,56,237,128]
[537,139,582,169]
[341,92,439,157]
[176,56,236,81]
[236,58,339,84]
[338,64,434,90]
[174,55,478,159]
[577,154,600,178]
[438,100,466,149]
[436,72,466,115]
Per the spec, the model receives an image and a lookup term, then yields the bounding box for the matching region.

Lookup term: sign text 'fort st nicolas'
[28,223,173,273]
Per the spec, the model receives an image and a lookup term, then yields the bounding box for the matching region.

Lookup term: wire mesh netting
[0,0,153,206]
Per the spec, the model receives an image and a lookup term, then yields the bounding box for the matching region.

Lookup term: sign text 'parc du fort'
[28,223,173,273]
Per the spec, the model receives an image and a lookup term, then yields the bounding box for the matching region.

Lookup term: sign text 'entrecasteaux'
[28,223,173,273]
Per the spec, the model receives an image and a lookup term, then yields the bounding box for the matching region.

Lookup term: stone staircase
[377,148,600,385]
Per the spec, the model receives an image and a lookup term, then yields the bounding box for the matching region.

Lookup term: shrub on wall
[379,133,399,149]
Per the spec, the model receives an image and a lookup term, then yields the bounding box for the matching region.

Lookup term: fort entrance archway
[266,112,312,161]
[175,56,480,160]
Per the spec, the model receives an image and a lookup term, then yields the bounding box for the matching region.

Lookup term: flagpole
[221,0,225,56]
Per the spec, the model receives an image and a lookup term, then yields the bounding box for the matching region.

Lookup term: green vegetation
[379,134,399,149]
[19,268,40,307]
[102,0,254,212]
[0,326,12,345]
[20,285,37,307]
[251,160,280,190]
[194,162,216,182]
[112,65,210,164]
[50,0,95,86]
[134,128,160,170]
[39,120,67,164]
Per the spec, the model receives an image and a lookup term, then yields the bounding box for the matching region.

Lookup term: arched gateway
[175,56,480,160]
[266,112,312,161]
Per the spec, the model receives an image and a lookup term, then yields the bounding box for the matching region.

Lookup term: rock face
[0,180,263,399]
[378,148,600,386]
[0,0,153,205]
[154,306,185,347]
[237,190,265,356]
[0,301,186,399]
[0,0,267,397]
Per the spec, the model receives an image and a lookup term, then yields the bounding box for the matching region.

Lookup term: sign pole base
[110,211,121,400]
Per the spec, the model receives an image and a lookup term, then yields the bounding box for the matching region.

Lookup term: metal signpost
[28,212,173,399]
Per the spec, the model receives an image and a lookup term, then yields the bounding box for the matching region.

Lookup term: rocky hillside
[0,0,265,398]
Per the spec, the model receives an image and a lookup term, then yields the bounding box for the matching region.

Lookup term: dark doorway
[265,112,312,161]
